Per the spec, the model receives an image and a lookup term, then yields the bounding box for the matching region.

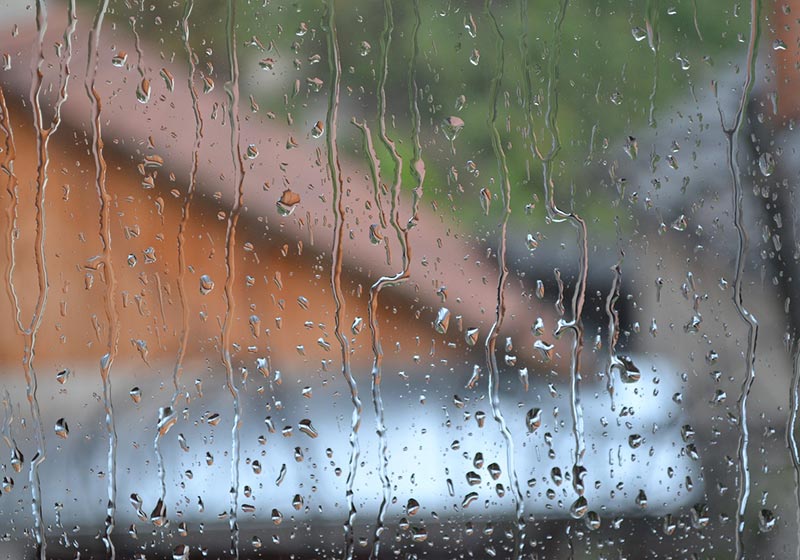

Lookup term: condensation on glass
[0,0,797,558]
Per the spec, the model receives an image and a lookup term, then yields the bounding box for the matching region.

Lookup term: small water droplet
[112,51,128,67]
[570,496,588,519]
[462,492,478,508]
[442,116,465,141]
[54,418,69,439]
[277,189,301,216]
[759,509,776,532]
[136,78,151,104]
[526,408,542,433]
[469,49,480,65]
[479,188,491,215]
[434,307,451,334]
[298,419,318,439]
[157,406,177,436]
[199,274,214,295]
[150,499,167,527]
[160,68,174,92]
[759,152,775,176]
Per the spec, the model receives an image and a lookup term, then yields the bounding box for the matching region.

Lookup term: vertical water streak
[222,1,245,556]
[528,0,588,509]
[365,0,407,554]
[484,3,525,558]
[84,1,119,556]
[154,0,203,519]
[604,257,623,411]
[645,0,660,127]
[0,87,24,334]
[352,121,387,230]
[322,2,361,558]
[788,338,800,560]
[717,1,760,556]
[24,2,77,556]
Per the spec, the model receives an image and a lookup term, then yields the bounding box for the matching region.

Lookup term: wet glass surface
[0,0,799,558]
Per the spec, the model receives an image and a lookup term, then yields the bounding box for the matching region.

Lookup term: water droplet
[465,327,479,346]
[526,408,542,433]
[129,387,142,403]
[277,189,301,216]
[534,340,554,361]
[434,307,451,334]
[54,418,69,439]
[469,49,480,65]
[369,224,384,244]
[613,356,641,383]
[359,41,371,56]
[157,406,177,436]
[10,447,23,473]
[462,492,478,508]
[199,274,214,295]
[759,509,776,532]
[442,116,465,141]
[311,120,324,138]
[635,489,648,508]
[248,315,261,338]
[112,51,127,67]
[464,13,477,37]
[759,152,775,176]
[160,68,175,92]
[150,499,167,527]
[136,78,151,104]
[671,214,688,232]
[631,27,647,41]
[570,496,588,519]
[172,544,189,560]
[407,498,420,516]
[585,511,601,531]
[479,188,491,215]
[258,57,275,70]
[298,419,318,438]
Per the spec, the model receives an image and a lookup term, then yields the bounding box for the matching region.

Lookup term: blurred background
[0,0,799,558]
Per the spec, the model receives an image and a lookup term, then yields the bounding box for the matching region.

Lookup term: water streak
[322,2,361,558]
[22,2,77,556]
[527,0,588,511]
[716,1,761,556]
[365,0,408,554]
[84,1,119,556]
[484,3,525,557]
[221,1,246,556]
[788,338,800,560]
[153,0,203,523]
